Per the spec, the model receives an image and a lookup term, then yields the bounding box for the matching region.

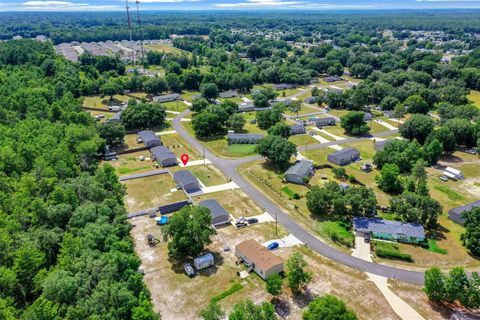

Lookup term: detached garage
[173,170,200,193]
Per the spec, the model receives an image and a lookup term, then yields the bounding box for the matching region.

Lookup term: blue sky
[1,0,480,11]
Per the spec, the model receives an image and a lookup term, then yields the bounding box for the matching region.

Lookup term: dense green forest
[2,11,480,44]
[0,40,158,319]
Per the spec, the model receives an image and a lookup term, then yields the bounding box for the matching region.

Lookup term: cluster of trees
[460,207,480,256]
[306,182,377,221]
[121,100,167,130]
[256,135,297,168]
[424,267,480,308]
[191,100,240,138]
[340,111,370,136]
[0,40,158,319]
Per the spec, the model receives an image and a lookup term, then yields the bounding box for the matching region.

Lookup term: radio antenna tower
[135,0,145,62]
[125,0,135,65]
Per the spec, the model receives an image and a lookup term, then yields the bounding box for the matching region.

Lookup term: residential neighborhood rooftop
[353,217,425,239]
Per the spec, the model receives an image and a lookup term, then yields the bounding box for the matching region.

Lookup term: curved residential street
[172,110,425,284]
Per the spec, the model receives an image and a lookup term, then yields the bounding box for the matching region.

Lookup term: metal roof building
[152,93,181,103]
[374,139,395,151]
[311,117,336,127]
[285,160,314,184]
[173,170,200,193]
[199,199,231,227]
[290,124,306,135]
[138,131,162,149]
[219,90,238,98]
[227,133,264,145]
[353,217,425,244]
[327,148,360,166]
[448,200,480,225]
[150,146,177,167]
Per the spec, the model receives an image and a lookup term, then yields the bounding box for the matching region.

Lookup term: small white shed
[442,167,464,180]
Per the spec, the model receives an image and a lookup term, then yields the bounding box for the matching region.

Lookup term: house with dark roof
[238,103,255,113]
[374,139,395,151]
[107,111,122,124]
[272,83,294,91]
[219,90,238,99]
[290,124,306,135]
[138,130,162,149]
[304,96,317,104]
[173,170,200,193]
[285,160,314,184]
[448,200,480,225]
[199,199,231,227]
[327,148,360,166]
[227,133,264,145]
[353,217,426,244]
[235,239,284,280]
[363,112,373,121]
[150,146,177,167]
[270,99,293,107]
[325,76,343,82]
[311,117,336,127]
[152,93,181,103]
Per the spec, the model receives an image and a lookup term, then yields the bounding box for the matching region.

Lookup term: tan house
[235,239,284,280]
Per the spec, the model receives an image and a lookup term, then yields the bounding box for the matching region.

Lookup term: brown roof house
[235,239,284,280]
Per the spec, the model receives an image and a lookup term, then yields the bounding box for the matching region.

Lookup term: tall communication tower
[135,0,145,62]
[125,0,135,65]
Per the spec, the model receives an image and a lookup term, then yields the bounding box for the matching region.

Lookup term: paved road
[172,111,424,284]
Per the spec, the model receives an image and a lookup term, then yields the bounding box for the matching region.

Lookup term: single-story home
[150,146,177,167]
[272,83,294,91]
[138,130,162,149]
[383,111,395,118]
[285,160,314,184]
[235,239,284,280]
[363,112,373,121]
[353,217,425,244]
[325,76,342,82]
[312,117,336,127]
[199,199,231,227]
[219,90,238,99]
[227,133,264,145]
[374,139,395,151]
[327,148,360,166]
[327,87,343,94]
[107,111,122,124]
[304,96,317,104]
[270,99,293,107]
[448,200,480,225]
[238,103,255,113]
[152,93,181,103]
[173,170,200,193]
[442,167,464,180]
[290,124,306,135]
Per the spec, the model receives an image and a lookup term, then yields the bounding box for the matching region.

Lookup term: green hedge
[210,283,243,303]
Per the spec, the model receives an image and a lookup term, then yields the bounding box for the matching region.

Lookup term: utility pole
[275,211,278,236]
[203,146,206,166]
[125,0,135,65]
[135,0,145,63]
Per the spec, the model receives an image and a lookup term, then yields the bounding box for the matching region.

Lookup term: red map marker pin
[180,154,189,166]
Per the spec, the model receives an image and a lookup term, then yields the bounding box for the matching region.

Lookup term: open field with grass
[284,104,321,116]
[161,100,190,112]
[468,90,480,108]
[106,150,157,176]
[195,189,264,218]
[123,174,187,212]
[145,43,189,55]
[82,94,131,110]
[183,123,259,158]
[289,134,320,146]
[181,90,201,102]
[160,133,202,160]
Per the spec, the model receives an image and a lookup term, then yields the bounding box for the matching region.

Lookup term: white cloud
[0,1,122,11]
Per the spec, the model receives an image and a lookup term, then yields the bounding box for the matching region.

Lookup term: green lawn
[317,221,354,248]
[161,100,190,112]
[468,90,480,108]
[289,134,319,146]
[427,239,448,255]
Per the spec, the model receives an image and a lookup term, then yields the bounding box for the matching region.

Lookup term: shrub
[374,241,413,262]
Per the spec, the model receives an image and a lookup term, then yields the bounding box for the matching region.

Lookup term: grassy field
[160,133,202,160]
[181,90,201,102]
[160,100,190,112]
[195,189,264,218]
[123,174,187,212]
[284,104,321,116]
[106,151,157,177]
[288,134,320,146]
[145,44,188,55]
[468,90,480,108]
[82,94,131,110]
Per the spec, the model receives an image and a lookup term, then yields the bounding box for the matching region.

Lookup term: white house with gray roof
[150,146,177,167]
[290,124,306,135]
[199,199,231,227]
[285,160,314,184]
[219,90,238,99]
[353,217,425,244]
[311,117,336,127]
[152,93,181,103]
[227,133,264,145]
[327,148,360,166]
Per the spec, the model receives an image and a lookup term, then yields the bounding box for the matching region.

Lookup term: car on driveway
[364,233,371,243]
[184,263,195,277]
[247,218,258,224]
[267,242,279,250]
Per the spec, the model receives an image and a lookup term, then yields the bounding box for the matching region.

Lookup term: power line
[135,0,145,63]
[125,0,135,65]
